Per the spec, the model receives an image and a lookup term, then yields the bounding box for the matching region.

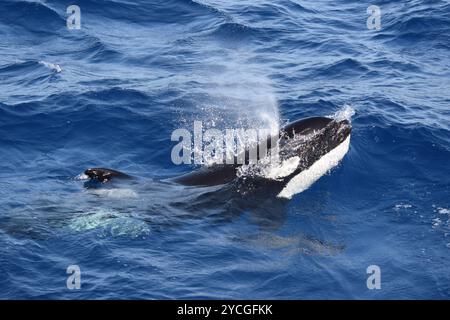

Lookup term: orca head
[84,168,131,183]
[316,118,352,151]
[281,116,351,144]
[84,168,112,182]
[275,116,351,165]
[334,118,352,144]
[281,116,333,138]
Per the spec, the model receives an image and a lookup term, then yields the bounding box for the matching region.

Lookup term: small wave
[285,0,317,14]
[387,14,450,34]
[191,0,230,20]
[0,60,61,75]
[208,21,262,41]
[80,37,123,62]
[81,87,149,102]
[0,60,61,88]
[0,61,37,74]
[315,58,369,79]
[376,2,450,48]
[1,0,65,34]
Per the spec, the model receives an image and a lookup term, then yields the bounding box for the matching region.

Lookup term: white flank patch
[263,156,300,180]
[277,136,351,199]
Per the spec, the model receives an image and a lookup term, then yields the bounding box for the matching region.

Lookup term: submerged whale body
[82,116,351,197]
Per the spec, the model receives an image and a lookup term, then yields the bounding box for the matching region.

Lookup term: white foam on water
[39,60,62,73]
[69,208,150,238]
[438,207,450,215]
[69,208,118,232]
[331,104,355,122]
[277,136,351,199]
[394,203,413,210]
[89,188,138,199]
[432,217,442,228]
[74,173,89,180]
[328,104,356,122]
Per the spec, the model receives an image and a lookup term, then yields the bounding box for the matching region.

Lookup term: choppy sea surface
[0,0,449,299]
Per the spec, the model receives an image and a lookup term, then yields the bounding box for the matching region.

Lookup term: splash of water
[202,59,279,133]
[184,57,280,166]
[331,104,355,122]
[38,60,62,73]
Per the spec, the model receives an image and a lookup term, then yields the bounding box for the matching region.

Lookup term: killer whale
[172,116,351,187]
[81,116,351,192]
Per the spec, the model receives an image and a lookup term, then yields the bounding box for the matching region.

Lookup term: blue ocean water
[0,0,449,299]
